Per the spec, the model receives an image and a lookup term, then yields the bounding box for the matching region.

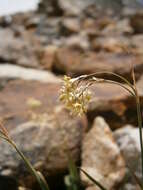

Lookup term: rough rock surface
[86,82,137,130]
[0,80,87,188]
[81,117,125,190]
[114,125,142,190]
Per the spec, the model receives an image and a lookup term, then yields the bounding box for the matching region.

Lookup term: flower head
[60,75,91,116]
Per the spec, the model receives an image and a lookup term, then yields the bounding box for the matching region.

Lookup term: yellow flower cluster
[60,76,91,116]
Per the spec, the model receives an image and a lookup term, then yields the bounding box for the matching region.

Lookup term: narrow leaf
[80,168,108,190]
[37,171,50,190]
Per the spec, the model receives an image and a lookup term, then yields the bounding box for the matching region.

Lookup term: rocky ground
[0,0,143,190]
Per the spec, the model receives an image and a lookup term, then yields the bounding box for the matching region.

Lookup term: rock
[39,45,58,70]
[38,0,63,16]
[114,125,142,189]
[137,74,143,96]
[39,0,142,16]
[91,36,130,53]
[101,18,133,36]
[8,12,36,28]
[0,80,87,188]
[61,18,81,35]
[58,0,96,16]
[62,33,90,50]
[82,16,113,37]
[131,34,143,55]
[35,17,61,44]
[81,117,125,190]
[0,28,41,68]
[0,15,12,27]
[119,183,139,190]
[54,47,143,79]
[88,82,131,115]
[0,64,61,83]
[130,11,143,33]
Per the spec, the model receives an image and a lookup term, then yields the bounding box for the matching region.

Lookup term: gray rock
[121,183,139,190]
[0,64,61,83]
[114,125,142,189]
[0,108,87,188]
[0,28,41,68]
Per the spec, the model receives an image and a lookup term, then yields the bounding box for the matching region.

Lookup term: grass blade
[65,154,80,190]
[37,171,50,190]
[80,168,108,190]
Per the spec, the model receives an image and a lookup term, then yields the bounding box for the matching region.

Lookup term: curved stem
[99,79,135,97]
[83,71,134,89]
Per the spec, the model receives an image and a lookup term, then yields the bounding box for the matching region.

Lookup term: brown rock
[81,117,125,190]
[62,33,90,50]
[88,82,130,114]
[131,34,143,55]
[137,74,143,97]
[61,18,81,34]
[92,36,130,53]
[54,47,143,79]
[101,18,133,36]
[130,11,143,33]
[39,45,58,70]
[0,80,87,188]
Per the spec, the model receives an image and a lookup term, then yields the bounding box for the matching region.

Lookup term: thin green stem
[100,79,135,97]
[83,71,134,89]
[2,138,50,190]
[136,94,143,181]
[10,140,47,190]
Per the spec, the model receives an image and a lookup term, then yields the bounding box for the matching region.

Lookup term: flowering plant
[60,71,143,190]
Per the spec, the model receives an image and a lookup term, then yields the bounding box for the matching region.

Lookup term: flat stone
[54,47,143,79]
[0,64,61,83]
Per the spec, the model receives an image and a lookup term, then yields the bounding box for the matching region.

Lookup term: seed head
[60,75,91,116]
